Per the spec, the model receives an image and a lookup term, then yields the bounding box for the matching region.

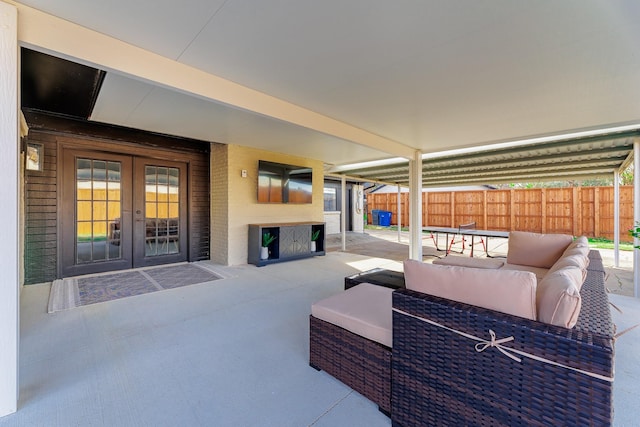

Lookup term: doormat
[48,263,226,313]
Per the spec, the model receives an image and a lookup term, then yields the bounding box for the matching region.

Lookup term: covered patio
[2,0,640,422]
[1,232,638,426]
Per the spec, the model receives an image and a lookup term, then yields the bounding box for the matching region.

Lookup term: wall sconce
[25,142,43,171]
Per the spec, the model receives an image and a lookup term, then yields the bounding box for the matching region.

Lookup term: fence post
[450,191,455,227]
[571,187,580,236]
[510,189,516,231]
[483,190,488,229]
[594,187,600,238]
[541,188,547,233]
[422,192,427,227]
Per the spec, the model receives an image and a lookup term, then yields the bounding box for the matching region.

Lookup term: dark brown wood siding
[23,111,211,284]
[24,132,59,284]
[189,150,211,261]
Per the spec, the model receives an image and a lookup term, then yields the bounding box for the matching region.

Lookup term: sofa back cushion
[563,236,590,256]
[536,267,583,328]
[403,260,537,320]
[547,254,589,284]
[507,231,573,268]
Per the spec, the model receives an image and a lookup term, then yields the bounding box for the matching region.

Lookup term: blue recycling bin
[371,209,381,225]
[378,211,392,226]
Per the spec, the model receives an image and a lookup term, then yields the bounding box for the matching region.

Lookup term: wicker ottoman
[309,283,393,415]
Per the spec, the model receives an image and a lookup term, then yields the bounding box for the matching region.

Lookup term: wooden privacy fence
[367,186,635,242]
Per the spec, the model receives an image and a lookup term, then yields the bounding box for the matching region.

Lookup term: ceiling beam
[412,171,618,187]
[332,133,639,177]
[422,133,638,162]
[422,160,625,177]
[324,173,401,187]
[12,1,417,160]
[348,155,628,179]
[425,150,631,170]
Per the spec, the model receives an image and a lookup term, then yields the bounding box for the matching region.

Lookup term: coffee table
[344,268,405,290]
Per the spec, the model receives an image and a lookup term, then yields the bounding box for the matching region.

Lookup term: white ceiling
[17,0,640,168]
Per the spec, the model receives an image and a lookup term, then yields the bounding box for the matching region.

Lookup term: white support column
[613,170,620,268]
[397,184,402,242]
[634,140,640,298]
[409,150,423,260]
[0,1,19,417]
[341,175,346,252]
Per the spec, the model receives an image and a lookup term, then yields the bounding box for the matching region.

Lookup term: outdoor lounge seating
[309,283,393,414]
[309,232,614,425]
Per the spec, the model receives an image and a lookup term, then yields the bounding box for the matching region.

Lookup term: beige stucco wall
[210,144,324,265]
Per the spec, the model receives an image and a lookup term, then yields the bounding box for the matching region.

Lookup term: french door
[61,149,188,277]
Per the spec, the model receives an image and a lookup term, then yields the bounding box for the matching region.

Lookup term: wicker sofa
[309,235,615,426]
[392,250,613,426]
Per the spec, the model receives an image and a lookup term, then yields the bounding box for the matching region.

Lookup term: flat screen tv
[258,160,313,204]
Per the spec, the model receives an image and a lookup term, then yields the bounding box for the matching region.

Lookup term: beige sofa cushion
[562,244,591,259]
[507,231,573,268]
[547,254,589,283]
[403,260,537,320]
[563,246,590,258]
[536,267,583,328]
[570,236,589,248]
[311,283,392,347]
[501,263,549,282]
[433,256,504,269]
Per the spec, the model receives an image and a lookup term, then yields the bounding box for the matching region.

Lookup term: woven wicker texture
[309,315,392,414]
[391,251,614,426]
[587,250,606,273]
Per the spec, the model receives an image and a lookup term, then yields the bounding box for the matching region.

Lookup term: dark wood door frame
[132,157,188,268]
[59,145,190,277]
[60,149,134,277]
[23,114,210,285]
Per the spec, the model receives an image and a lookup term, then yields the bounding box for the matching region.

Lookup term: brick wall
[210,143,229,265]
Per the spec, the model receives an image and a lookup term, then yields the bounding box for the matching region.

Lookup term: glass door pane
[76,158,123,264]
[144,165,180,257]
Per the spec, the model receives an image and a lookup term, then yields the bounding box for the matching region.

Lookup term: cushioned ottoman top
[433,256,504,269]
[311,283,392,347]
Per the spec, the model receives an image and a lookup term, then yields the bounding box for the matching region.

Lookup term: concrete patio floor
[2,231,639,426]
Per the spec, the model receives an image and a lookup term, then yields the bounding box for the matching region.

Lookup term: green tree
[621,163,634,185]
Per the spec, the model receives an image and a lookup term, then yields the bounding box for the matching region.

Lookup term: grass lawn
[588,238,634,251]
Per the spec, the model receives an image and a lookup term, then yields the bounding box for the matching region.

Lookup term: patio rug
[48,263,226,313]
